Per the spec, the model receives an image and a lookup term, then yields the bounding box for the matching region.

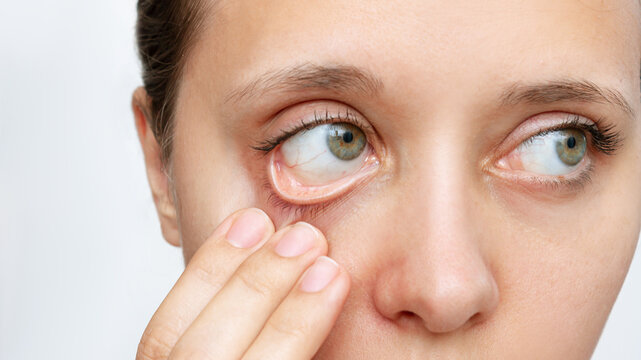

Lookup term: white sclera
[518,131,583,175]
[280,124,368,186]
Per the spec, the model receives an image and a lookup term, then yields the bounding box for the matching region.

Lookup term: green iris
[555,129,587,166]
[327,123,366,160]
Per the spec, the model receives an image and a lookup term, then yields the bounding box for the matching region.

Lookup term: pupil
[342,131,354,143]
[567,137,576,149]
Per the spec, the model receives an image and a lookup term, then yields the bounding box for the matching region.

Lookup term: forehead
[186,0,641,108]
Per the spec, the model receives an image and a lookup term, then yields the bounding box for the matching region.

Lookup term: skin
[133,0,641,359]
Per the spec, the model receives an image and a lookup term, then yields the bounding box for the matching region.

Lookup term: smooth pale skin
[133,0,641,359]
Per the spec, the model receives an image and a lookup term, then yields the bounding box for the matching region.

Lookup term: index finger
[136,208,275,360]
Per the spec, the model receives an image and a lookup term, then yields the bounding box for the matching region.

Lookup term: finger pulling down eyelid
[267,150,380,205]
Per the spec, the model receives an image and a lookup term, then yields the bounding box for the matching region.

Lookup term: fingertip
[225,208,275,249]
[293,221,323,239]
[208,208,274,243]
[245,207,276,234]
[330,265,352,301]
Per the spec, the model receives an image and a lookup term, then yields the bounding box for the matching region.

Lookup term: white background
[0,1,639,359]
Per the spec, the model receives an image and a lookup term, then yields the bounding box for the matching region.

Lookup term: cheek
[170,113,263,261]
[173,150,260,260]
[491,194,640,357]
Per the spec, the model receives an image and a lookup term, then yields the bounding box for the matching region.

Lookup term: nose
[372,154,500,334]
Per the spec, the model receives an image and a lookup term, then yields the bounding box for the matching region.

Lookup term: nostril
[398,309,486,333]
[399,310,415,319]
[397,310,423,327]
[465,312,484,329]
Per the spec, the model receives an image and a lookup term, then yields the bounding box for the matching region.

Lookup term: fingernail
[274,223,317,258]
[226,209,268,249]
[300,256,339,293]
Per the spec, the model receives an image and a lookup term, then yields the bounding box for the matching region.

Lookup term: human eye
[492,112,622,191]
[251,102,381,206]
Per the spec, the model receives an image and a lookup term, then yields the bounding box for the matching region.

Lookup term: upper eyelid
[250,105,373,154]
[252,108,622,172]
[489,112,622,159]
[519,116,622,156]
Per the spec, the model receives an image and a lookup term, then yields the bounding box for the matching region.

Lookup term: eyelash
[259,178,354,220]
[250,107,372,154]
[525,115,622,155]
[250,111,623,218]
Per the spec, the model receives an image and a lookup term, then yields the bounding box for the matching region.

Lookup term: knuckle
[236,265,276,299]
[136,325,178,360]
[191,262,216,286]
[188,255,225,292]
[265,317,308,340]
[168,347,216,360]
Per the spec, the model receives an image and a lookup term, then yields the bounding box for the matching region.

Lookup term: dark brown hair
[136,0,209,166]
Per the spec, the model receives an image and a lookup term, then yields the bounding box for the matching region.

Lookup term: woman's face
[156,0,641,358]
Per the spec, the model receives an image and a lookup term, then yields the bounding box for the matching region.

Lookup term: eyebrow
[224,63,383,104]
[226,64,635,119]
[500,79,634,118]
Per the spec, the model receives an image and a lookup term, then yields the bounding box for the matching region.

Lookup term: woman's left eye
[499,128,588,175]
[279,122,369,185]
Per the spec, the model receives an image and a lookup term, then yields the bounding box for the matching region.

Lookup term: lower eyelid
[267,149,380,205]
[487,155,595,193]
[264,185,323,220]
[262,163,379,222]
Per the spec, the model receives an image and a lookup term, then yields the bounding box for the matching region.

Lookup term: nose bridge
[372,129,499,334]
[402,128,476,240]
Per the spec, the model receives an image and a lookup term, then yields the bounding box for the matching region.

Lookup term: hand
[136,208,351,360]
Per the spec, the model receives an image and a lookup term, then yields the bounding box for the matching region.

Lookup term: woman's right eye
[279,122,369,185]
[266,116,380,205]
